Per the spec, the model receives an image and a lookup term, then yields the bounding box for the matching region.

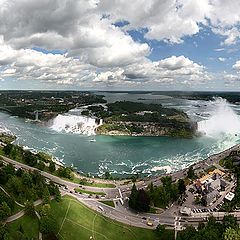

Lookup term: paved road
[4,199,43,223]
[0,185,25,208]
[2,143,240,230]
[1,155,119,199]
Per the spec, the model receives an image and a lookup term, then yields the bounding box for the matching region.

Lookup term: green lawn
[50,196,172,240]
[74,188,106,196]
[80,181,116,188]
[59,176,116,188]
[7,215,39,239]
[100,200,115,207]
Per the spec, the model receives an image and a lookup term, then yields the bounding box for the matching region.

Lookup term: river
[1,92,240,177]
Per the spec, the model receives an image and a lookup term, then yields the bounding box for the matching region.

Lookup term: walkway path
[0,186,25,208]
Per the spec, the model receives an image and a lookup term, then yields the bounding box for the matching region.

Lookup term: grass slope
[7,215,39,239]
[99,200,115,208]
[51,196,170,240]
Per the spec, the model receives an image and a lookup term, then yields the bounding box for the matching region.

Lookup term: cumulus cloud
[0,37,97,85]
[233,60,240,71]
[99,0,209,43]
[93,56,211,88]
[0,0,150,68]
[223,60,240,85]
[4,0,240,88]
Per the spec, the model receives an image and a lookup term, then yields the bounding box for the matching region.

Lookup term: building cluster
[194,169,234,206]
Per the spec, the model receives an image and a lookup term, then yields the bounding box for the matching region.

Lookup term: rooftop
[225,192,235,201]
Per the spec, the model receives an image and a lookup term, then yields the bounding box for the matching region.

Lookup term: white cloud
[0,37,97,85]
[3,0,239,89]
[94,56,211,87]
[233,61,240,71]
[218,57,226,62]
[0,0,150,68]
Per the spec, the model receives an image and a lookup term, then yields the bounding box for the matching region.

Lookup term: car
[142,217,147,220]
[98,206,104,211]
[147,221,153,227]
[70,191,73,193]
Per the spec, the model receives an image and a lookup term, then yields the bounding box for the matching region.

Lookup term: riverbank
[1,128,239,186]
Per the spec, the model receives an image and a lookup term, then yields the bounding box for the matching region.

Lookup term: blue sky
[1,0,240,91]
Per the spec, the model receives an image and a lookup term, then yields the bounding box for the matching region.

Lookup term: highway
[1,143,240,230]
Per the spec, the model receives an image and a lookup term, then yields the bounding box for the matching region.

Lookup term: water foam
[198,97,240,137]
[50,114,101,135]
[151,166,172,174]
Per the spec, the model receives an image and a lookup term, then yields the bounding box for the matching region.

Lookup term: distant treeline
[0,91,106,121]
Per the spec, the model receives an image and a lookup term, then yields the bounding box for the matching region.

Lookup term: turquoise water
[1,93,240,177]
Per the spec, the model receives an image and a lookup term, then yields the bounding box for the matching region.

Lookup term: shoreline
[1,127,239,186]
[1,116,239,182]
[47,141,240,185]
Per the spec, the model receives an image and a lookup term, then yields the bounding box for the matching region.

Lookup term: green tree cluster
[177,216,239,240]
[129,184,150,212]
[148,176,186,209]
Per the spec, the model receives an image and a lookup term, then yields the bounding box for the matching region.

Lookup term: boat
[89,139,96,142]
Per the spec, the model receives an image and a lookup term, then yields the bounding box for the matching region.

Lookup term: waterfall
[50,114,102,136]
[198,97,240,137]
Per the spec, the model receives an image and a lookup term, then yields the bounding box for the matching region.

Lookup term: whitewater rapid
[2,93,240,177]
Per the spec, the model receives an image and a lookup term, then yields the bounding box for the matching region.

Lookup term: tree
[54,185,61,202]
[161,176,172,187]
[224,227,240,240]
[177,225,197,240]
[42,186,50,204]
[40,204,51,217]
[3,144,13,155]
[223,215,238,230]
[0,170,8,185]
[178,179,186,195]
[187,166,195,179]
[22,172,33,188]
[49,161,56,173]
[3,164,15,175]
[0,223,7,240]
[136,189,150,212]
[104,171,111,179]
[24,201,35,216]
[155,224,165,236]
[6,176,22,195]
[36,161,45,171]
[24,150,37,166]
[40,215,57,235]
[16,168,23,177]
[128,184,138,210]
[57,167,73,179]
[1,202,11,217]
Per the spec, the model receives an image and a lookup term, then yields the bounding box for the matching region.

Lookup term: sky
[1,0,240,91]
